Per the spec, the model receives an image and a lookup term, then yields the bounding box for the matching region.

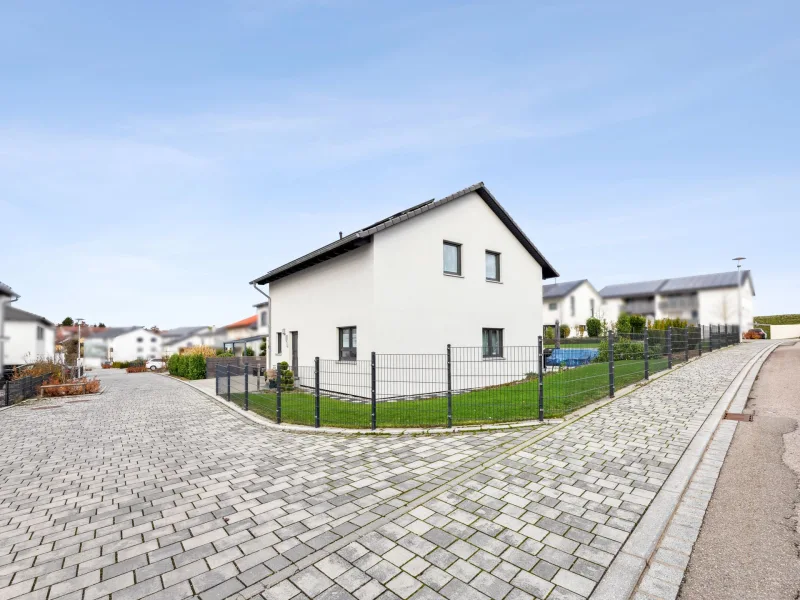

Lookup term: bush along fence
[213,324,741,430]
[1,365,83,406]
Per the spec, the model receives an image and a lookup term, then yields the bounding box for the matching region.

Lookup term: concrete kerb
[590,342,781,600]
[163,349,713,437]
[0,388,107,413]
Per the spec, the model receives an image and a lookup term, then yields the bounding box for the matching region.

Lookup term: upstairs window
[482,328,504,358]
[261,311,267,327]
[548,302,558,311]
[570,296,576,317]
[443,242,461,276]
[137,337,143,343]
[485,251,500,282]
[590,298,595,317]
[339,327,357,360]
[36,326,44,340]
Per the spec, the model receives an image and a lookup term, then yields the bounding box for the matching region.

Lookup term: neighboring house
[599,270,754,330]
[2,305,56,369]
[83,327,163,367]
[0,280,20,376]
[161,326,212,356]
[220,315,262,356]
[255,301,269,337]
[542,279,603,336]
[250,182,558,371]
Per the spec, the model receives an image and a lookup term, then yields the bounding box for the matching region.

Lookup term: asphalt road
[679,342,800,600]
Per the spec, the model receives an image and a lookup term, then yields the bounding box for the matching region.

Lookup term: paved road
[679,342,800,600]
[0,343,770,600]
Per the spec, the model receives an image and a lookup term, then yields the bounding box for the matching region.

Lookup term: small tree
[629,314,646,333]
[260,338,267,356]
[586,317,602,337]
[560,324,571,339]
[616,313,632,334]
[62,317,74,326]
[243,347,255,356]
[97,322,106,328]
[278,361,294,389]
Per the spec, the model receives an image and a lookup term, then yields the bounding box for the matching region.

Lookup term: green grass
[228,357,671,429]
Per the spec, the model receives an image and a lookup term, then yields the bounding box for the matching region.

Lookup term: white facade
[543,281,603,336]
[84,327,163,367]
[767,324,800,339]
[269,190,548,368]
[695,279,754,331]
[3,320,56,366]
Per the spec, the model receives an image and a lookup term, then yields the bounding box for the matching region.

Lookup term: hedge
[167,354,206,380]
[754,314,800,325]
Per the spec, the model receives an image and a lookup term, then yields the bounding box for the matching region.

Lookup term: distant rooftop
[542,280,588,299]
[600,270,753,298]
[223,315,257,330]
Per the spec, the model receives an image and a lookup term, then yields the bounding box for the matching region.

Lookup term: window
[590,298,595,317]
[137,337,143,343]
[137,347,143,353]
[36,326,44,340]
[548,302,558,311]
[570,296,576,317]
[443,242,461,276]
[485,251,500,282]
[339,327,357,360]
[482,328,503,358]
[261,311,267,327]
[150,347,157,353]
[151,337,157,343]
[276,333,283,354]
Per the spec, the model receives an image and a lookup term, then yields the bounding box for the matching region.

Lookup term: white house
[83,327,163,367]
[542,280,603,336]
[161,326,212,356]
[2,305,56,368]
[599,270,754,332]
[0,280,20,376]
[250,182,558,373]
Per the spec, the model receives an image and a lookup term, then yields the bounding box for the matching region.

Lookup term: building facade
[251,183,558,371]
[542,280,603,336]
[2,305,56,368]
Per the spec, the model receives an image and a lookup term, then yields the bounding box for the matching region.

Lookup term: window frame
[36,326,44,341]
[339,326,357,361]
[276,332,283,354]
[260,311,267,327]
[590,298,595,317]
[482,328,504,359]
[443,241,462,276]
[570,295,576,317]
[485,250,501,282]
[548,302,558,311]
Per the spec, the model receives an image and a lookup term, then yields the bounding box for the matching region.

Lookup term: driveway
[0,343,773,600]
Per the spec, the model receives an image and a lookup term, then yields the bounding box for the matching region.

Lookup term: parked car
[146,358,165,371]
[744,329,766,339]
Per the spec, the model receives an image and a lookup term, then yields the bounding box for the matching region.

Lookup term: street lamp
[732,258,745,339]
[75,318,85,369]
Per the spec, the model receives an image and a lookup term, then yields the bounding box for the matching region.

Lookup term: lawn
[228,356,670,429]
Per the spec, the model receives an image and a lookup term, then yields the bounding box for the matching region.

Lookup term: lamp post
[75,318,85,369]
[732,258,745,339]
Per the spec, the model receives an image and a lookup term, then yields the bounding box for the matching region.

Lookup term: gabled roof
[161,326,209,340]
[85,326,142,340]
[223,315,257,330]
[599,270,754,298]
[250,182,559,285]
[5,306,54,327]
[0,281,18,298]
[542,280,588,299]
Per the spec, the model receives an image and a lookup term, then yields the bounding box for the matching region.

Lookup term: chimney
[339,231,343,239]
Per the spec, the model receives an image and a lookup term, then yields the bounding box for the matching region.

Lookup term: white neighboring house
[250,182,559,372]
[542,280,603,336]
[161,326,212,356]
[83,327,163,367]
[0,280,20,375]
[2,305,56,368]
[599,270,755,331]
[220,315,263,356]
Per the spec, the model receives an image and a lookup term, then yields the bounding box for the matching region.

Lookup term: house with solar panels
[250,182,558,372]
[542,280,603,336]
[599,270,754,330]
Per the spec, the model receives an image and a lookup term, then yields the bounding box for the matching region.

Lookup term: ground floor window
[339,326,357,360]
[482,328,503,358]
[277,332,282,354]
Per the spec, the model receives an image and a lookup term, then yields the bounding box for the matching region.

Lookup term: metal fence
[214,324,741,429]
[2,374,49,406]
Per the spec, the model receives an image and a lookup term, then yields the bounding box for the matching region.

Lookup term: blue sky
[2,0,797,328]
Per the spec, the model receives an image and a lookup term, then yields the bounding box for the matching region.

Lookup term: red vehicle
[744,328,767,339]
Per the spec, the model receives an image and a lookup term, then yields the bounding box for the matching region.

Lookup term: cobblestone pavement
[0,344,768,600]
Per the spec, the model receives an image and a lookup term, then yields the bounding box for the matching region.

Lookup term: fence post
[644,327,649,380]
[314,357,320,429]
[685,327,689,362]
[276,363,282,424]
[698,325,703,357]
[244,365,249,411]
[371,352,377,431]
[446,345,452,429]
[555,319,561,349]
[608,331,615,397]
[4,379,9,407]
[215,369,219,396]
[667,327,673,368]
[537,336,544,421]
[227,365,231,402]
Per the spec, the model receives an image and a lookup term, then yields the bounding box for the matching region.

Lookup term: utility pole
[76,318,85,370]
[732,257,746,339]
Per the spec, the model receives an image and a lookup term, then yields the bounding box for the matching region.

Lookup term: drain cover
[724,412,753,421]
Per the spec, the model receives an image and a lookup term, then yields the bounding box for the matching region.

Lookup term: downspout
[252,283,271,371]
[0,292,20,377]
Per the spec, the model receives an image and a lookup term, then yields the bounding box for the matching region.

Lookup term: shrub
[586,317,602,337]
[40,377,100,396]
[216,349,234,357]
[243,347,255,356]
[544,326,555,339]
[183,345,217,358]
[278,361,294,389]
[754,314,800,325]
[648,318,688,330]
[596,338,645,362]
[126,365,147,373]
[616,313,632,334]
[560,324,570,339]
[629,314,646,333]
[167,353,206,380]
[12,358,66,383]
[260,339,267,356]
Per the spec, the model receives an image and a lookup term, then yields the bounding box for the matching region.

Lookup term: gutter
[251,283,271,371]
